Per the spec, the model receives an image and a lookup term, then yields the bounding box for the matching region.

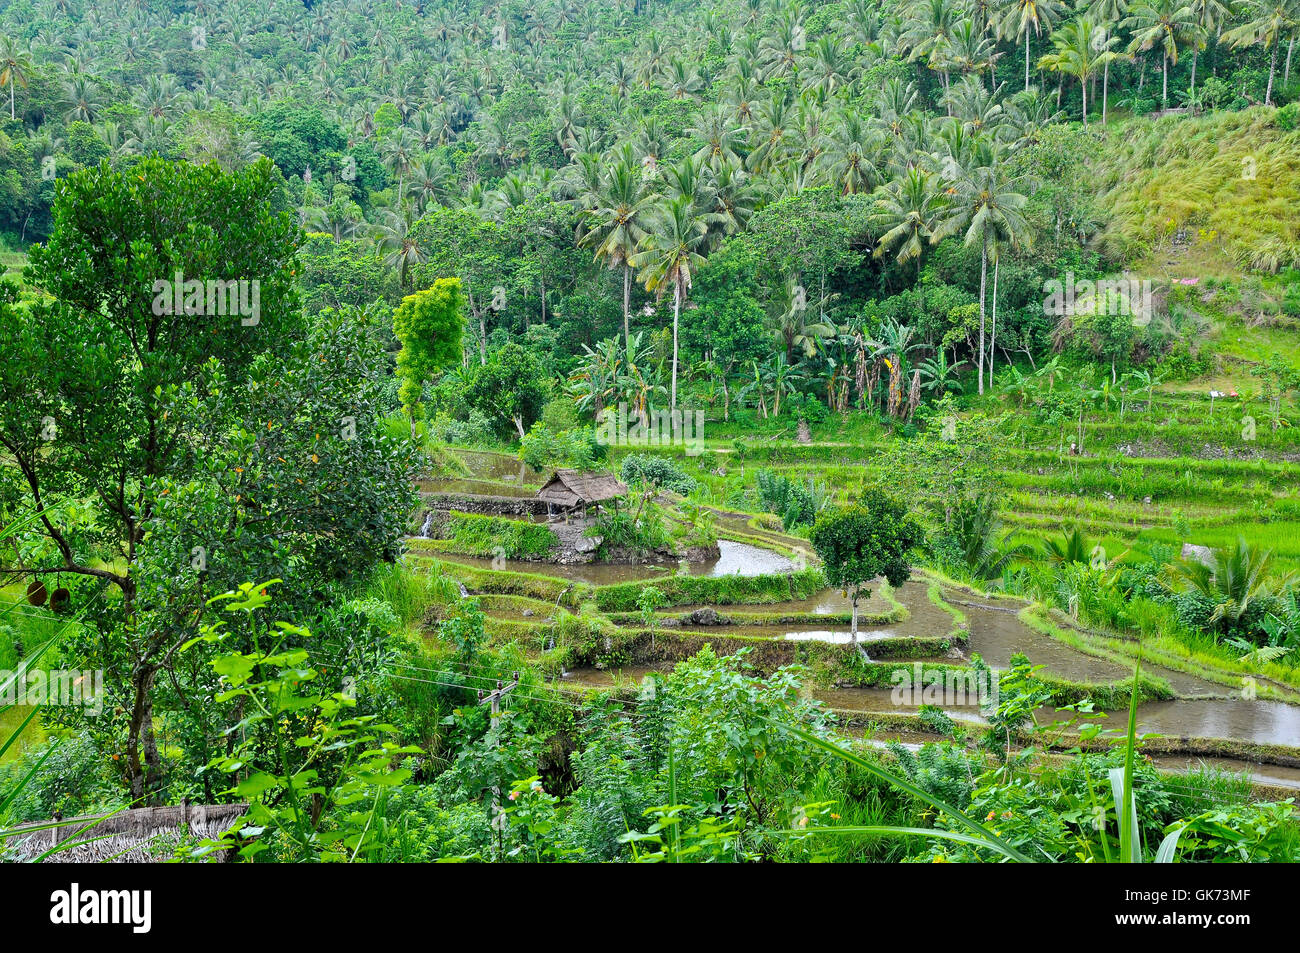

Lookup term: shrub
[620,454,696,495]
[519,423,604,470]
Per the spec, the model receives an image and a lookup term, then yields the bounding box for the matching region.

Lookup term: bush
[1277,102,1300,132]
[620,454,696,495]
[755,469,825,529]
[519,423,604,470]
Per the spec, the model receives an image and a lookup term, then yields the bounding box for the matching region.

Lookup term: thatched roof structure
[3,803,247,863]
[536,469,628,508]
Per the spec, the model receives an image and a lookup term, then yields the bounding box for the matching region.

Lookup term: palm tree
[952,494,1031,581]
[1185,0,1234,101]
[1174,537,1288,632]
[632,196,712,414]
[0,36,32,121]
[371,199,425,289]
[998,0,1067,90]
[1123,0,1198,108]
[820,110,884,195]
[932,148,1032,395]
[1043,526,1094,564]
[1223,0,1300,104]
[872,166,945,277]
[1085,0,1131,124]
[770,276,837,363]
[579,152,653,352]
[62,75,103,123]
[1038,16,1120,127]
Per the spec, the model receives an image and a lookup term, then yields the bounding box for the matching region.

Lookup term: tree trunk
[1190,48,1198,106]
[1162,54,1168,108]
[1103,59,1110,125]
[1081,70,1088,128]
[622,264,631,352]
[1267,42,1278,105]
[977,234,987,395]
[989,254,999,391]
[1286,35,1295,86]
[126,665,161,805]
[1025,32,1031,92]
[670,282,680,414]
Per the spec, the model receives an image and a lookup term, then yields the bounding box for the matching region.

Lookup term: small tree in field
[393,278,466,431]
[810,492,924,639]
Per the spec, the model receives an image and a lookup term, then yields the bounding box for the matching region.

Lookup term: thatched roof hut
[536,469,628,510]
[3,803,247,863]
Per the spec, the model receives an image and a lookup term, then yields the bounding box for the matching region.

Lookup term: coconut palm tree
[1123,0,1198,108]
[820,109,884,195]
[872,165,946,277]
[632,195,714,413]
[579,151,654,352]
[0,36,32,121]
[62,75,103,123]
[1185,0,1234,101]
[371,198,425,290]
[1222,0,1300,104]
[769,276,837,363]
[931,147,1032,395]
[1038,15,1120,127]
[1084,0,1131,124]
[998,0,1067,91]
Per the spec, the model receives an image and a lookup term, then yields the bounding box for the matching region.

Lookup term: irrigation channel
[413,450,1300,790]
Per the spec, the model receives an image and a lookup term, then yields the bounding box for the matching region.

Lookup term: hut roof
[3,803,247,863]
[536,469,628,507]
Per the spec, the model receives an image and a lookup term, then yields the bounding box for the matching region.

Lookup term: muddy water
[699,540,794,575]
[452,450,544,485]
[1149,755,1300,791]
[662,581,953,644]
[1126,698,1300,746]
[556,665,663,689]
[433,540,797,585]
[958,600,1130,683]
[809,685,1300,750]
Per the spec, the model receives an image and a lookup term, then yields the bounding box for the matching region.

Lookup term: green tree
[2,159,412,802]
[393,279,467,431]
[465,342,550,439]
[1222,0,1300,105]
[810,491,924,637]
[0,36,31,121]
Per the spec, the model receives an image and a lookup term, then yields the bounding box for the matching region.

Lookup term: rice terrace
[0,0,1299,907]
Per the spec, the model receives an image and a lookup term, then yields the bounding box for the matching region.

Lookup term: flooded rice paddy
[429,450,1300,765]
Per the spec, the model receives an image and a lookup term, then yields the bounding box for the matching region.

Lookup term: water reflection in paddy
[432,539,793,585]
